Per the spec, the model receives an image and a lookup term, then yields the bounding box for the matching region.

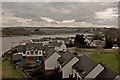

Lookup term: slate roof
[94,64,118,80]
[48,42,63,47]
[26,43,43,50]
[72,55,98,79]
[57,50,75,67]
[17,45,25,52]
[44,47,57,60]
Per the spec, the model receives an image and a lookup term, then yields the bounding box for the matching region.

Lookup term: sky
[1,1,119,28]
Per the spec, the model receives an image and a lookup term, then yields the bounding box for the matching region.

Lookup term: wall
[63,57,79,78]
[45,52,61,70]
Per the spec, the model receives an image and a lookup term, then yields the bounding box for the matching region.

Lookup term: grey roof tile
[72,55,98,79]
[57,50,75,67]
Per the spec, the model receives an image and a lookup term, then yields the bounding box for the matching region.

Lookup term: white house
[55,43,66,52]
[72,55,119,80]
[44,48,61,70]
[25,43,44,57]
[48,42,67,52]
[57,51,79,78]
[90,40,105,47]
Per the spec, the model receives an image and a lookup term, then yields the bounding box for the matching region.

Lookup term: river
[2,34,76,53]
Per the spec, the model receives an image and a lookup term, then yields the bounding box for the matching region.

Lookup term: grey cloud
[2,2,118,27]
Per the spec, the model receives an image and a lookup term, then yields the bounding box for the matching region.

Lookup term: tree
[105,35,113,48]
[74,34,86,48]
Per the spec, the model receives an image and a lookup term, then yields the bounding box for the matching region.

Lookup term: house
[48,42,67,52]
[44,47,61,70]
[25,43,44,62]
[90,40,105,47]
[72,55,103,79]
[57,50,79,78]
[94,64,119,80]
[72,55,119,80]
[31,39,49,46]
[84,38,92,46]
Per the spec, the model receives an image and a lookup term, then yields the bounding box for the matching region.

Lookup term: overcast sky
[2,2,119,28]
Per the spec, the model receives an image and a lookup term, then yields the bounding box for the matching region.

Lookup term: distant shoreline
[1,33,93,37]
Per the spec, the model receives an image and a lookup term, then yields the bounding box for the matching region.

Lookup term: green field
[2,60,25,78]
[75,48,119,73]
[90,53,119,73]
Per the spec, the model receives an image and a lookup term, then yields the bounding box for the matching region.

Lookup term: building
[72,55,119,80]
[44,47,61,70]
[57,50,79,78]
[48,42,67,52]
[90,40,105,47]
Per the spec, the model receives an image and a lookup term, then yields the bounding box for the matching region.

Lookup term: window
[27,52,29,54]
[39,52,41,54]
[35,51,38,54]
[23,51,25,54]
[31,51,34,54]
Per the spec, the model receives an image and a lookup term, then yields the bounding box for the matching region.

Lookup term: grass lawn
[2,60,25,78]
[90,53,119,73]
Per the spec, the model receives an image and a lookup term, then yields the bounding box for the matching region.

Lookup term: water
[2,34,76,53]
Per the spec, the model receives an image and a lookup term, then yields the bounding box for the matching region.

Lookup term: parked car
[112,47,119,49]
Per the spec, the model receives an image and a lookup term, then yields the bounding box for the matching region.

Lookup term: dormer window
[31,51,34,54]
[39,52,41,54]
[35,51,38,54]
[27,52,29,54]
[34,47,38,51]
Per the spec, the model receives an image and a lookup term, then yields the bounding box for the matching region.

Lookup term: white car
[112,47,119,49]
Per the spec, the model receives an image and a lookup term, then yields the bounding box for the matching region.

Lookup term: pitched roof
[17,45,25,52]
[57,50,75,67]
[26,43,43,50]
[72,55,98,79]
[48,42,62,47]
[94,64,118,80]
[44,47,57,60]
